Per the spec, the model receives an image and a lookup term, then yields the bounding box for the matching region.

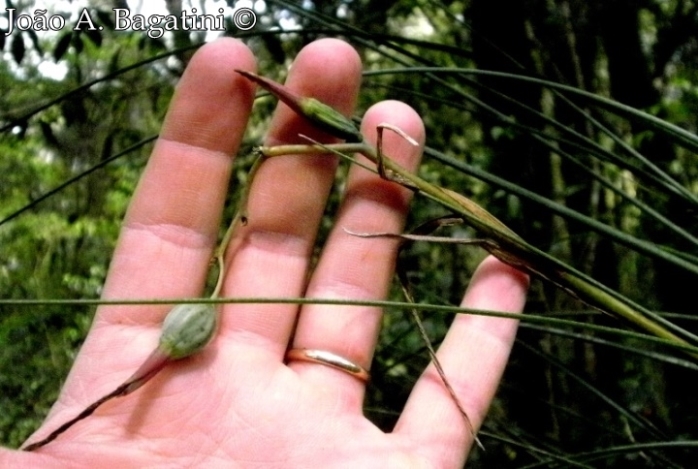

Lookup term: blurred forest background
[2,0,698,466]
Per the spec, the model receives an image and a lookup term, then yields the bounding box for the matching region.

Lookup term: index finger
[103,38,256,312]
[47,38,256,415]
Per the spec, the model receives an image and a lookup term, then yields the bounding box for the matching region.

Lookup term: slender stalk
[259,142,698,360]
[211,154,265,299]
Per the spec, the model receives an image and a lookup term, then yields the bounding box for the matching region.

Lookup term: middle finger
[219,39,362,361]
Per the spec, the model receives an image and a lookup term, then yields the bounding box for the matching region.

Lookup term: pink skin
[5,38,528,468]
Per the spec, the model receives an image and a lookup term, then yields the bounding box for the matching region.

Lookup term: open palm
[6,38,528,469]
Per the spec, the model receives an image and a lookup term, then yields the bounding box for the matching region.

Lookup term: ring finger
[288,100,425,410]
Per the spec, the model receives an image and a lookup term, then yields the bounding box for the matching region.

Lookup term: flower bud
[297,97,363,143]
[158,303,217,359]
[236,69,362,142]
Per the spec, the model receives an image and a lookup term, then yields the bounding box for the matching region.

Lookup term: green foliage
[2,0,698,466]
[0,1,166,446]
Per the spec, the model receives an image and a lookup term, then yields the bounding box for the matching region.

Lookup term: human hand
[6,38,528,468]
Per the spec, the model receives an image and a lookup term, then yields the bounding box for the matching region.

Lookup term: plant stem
[259,142,698,360]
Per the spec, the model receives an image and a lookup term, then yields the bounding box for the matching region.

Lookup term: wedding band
[285,348,370,382]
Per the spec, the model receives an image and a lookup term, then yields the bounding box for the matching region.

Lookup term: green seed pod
[158,303,217,359]
[298,97,363,143]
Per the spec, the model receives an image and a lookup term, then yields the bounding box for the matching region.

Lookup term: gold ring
[285,348,370,382]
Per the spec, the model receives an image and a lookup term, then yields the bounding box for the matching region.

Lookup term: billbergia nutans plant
[2,1,698,467]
